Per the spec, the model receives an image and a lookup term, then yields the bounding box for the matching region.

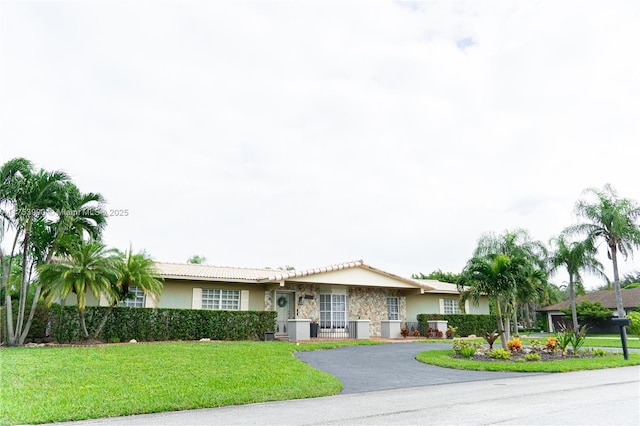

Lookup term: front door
[275,292,293,335]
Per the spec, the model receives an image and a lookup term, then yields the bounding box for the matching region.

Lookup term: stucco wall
[157,279,264,310]
[406,293,490,320]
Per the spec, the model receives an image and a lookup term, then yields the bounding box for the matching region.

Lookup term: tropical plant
[489,348,511,359]
[412,269,463,284]
[91,247,164,339]
[461,229,548,345]
[626,311,640,338]
[38,240,120,339]
[556,325,575,357]
[459,346,476,358]
[525,353,541,361]
[187,255,207,264]
[1,158,107,345]
[507,337,523,352]
[567,184,640,342]
[570,324,589,353]
[478,329,502,350]
[545,337,557,352]
[548,234,606,330]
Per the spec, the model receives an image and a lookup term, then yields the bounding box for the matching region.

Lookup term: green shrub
[592,348,608,357]
[49,306,277,343]
[525,353,541,361]
[452,338,482,354]
[489,348,511,359]
[627,312,640,338]
[529,339,542,350]
[459,346,476,358]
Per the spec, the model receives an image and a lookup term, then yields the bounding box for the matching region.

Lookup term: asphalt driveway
[295,341,541,393]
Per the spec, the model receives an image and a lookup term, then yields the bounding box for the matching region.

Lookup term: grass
[0,340,369,425]
[416,349,640,373]
[515,336,640,349]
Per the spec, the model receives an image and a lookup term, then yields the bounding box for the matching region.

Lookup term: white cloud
[2,0,639,289]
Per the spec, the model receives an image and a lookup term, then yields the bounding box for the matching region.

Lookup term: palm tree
[548,234,606,329]
[38,240,120,340]
[91,247,164,339]
[460,253,522,348]
[473,229,548,338]
[568,184,640,322]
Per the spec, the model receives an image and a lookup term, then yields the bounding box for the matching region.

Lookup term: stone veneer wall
[348,287,406,337]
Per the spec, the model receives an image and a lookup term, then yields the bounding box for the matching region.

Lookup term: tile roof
[155,259,464,294]
[155,262,275,281]
[538,287,640,311]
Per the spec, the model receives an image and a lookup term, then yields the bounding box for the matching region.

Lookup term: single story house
[538,288,640,333]
[77,259,490,339]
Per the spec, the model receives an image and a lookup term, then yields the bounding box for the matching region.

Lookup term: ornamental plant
[452,339,482,354]
[525,353,541,362]
[545,337,557,352]
[413,329,420,337]
[489,348,511,359]
[400,328,410,338]
[459,346,476,358]
[529,339,542,351]
[507,337,523,352]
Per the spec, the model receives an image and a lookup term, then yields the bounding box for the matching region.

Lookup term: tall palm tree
[567,184,640,321]
[38,240,120,340]
[91,247,164,339]
[548,234,606,329]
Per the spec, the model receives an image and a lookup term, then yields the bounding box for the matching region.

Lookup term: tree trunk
[569,275,579,330]
[610,245,628,341]
[513,310,518,335]
[92,304,115,340]
[15,227,32,343]
[18,283,43,345]
[495,299,507,349]
[78,309,90,339]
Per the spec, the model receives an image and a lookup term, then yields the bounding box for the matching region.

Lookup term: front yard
[0,341,359,425]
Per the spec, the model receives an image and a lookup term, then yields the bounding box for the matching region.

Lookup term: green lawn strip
[416,349,640,372]
[0,341,344,425]
[514,336,640,349]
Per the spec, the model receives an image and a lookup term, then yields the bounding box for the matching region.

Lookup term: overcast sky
[2,0,639,290]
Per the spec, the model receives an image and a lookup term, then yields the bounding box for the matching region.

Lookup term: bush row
[48,306,278,343]
[417,313,497,337]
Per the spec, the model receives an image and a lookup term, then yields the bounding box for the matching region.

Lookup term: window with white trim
[387,297,399,320]
[320,294,347,329]
[202,289,240,310]
[442,298,462,314]
[120,285,145,308]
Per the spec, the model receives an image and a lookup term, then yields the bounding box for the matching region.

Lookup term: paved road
[295,342,539,393]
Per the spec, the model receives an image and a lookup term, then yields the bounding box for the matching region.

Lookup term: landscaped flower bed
[452,337,615,362]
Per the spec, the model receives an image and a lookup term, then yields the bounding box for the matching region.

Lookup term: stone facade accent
[263,284,405,337]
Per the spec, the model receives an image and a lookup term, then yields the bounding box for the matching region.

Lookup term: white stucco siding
[286,267,416,288]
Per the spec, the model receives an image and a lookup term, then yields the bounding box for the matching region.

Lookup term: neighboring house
[72,259,490,338]
[538,288,640,332]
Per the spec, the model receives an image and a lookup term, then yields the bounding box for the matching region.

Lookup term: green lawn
[518,336,640,349]
[416,349,640,372]
[0,341,360,425]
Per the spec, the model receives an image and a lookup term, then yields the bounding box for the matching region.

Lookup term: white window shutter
[144,294,156,308]
[439,298,445,314]
[192,288,202,309]
[464,299,470,314]
[240,290,249,311]
[99,293,108,307]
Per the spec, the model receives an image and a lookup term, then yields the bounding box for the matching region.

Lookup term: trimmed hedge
[417,313,497,337]
[49,306,278,343]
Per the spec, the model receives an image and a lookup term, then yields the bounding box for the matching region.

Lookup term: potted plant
[400,328,410,338]
[310,318,319,338]
[446,326,456,339]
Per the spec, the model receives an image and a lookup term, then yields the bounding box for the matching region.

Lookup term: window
[202,289,240,310]
[442,298,462,314]
[120,286,145,308]
[320,294,347,329]
[387,297,399,320]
